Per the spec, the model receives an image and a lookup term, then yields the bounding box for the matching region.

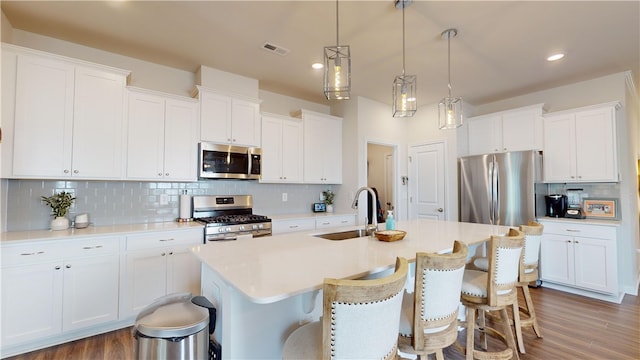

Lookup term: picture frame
[583,198,618,219]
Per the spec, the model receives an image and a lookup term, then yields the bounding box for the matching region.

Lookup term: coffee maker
[545,194,568,218]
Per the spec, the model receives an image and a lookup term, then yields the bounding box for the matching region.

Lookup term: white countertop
[190,219,509,304]
[269,212,357,220]
[0,221,204,243]
[537,216,620,226]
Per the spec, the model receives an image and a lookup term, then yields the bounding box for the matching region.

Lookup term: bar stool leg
[521,285,543,338]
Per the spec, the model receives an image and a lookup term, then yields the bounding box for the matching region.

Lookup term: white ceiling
[2,1,639,107]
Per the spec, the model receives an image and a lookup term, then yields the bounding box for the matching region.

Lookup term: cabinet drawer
[126,229,202,251]
[2,242,63,266]
[272,218,316,234]
[63,236,120,258]
[540,221,616,240]
[315,215,356,228]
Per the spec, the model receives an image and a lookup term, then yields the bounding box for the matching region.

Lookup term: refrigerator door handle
[494,160,500,225]
[489,159,495,224]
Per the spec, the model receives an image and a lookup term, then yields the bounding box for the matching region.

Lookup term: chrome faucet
[351,186,378,235]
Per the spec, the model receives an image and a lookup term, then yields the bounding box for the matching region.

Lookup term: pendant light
[324,0,351,100]
[392,0,417,117]
[438,28,463,129]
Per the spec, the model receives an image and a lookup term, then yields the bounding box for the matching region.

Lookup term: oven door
[199,143,261,180]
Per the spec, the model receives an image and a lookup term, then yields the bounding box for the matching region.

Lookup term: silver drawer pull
[321,222,330,225]
[82,245,103,250]
[340,220,349,223]
[159,238,175,242]
[565,229,580,232]
[20,251,45,256]
[289,225,299,228]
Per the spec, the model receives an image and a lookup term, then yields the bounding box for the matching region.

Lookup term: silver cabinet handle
[437,208,444,212]
[159,238,175,242]
[73,170,79,174]
[565,229,580,232]
[161,252,166,256]
[66,264,71,269]
[289,225,299,228]
[55,265,61,270]
[20,251,45,256]
[82,245,103,250]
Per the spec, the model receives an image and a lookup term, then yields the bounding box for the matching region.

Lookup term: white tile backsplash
[5,179,334,231]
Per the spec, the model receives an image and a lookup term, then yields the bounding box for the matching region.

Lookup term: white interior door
[409,142,446,220]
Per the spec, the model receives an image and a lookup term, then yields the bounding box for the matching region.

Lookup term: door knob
[437,208,444,212]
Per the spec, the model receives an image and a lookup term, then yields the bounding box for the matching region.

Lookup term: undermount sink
[314,229,369,240]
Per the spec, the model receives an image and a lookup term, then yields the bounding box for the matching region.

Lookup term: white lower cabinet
[121,229,202,319]
[539,220,618,296]
[1,236,120,347]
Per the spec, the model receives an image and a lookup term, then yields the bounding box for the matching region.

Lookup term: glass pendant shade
[438,96,463,129]
[324,45,351,100]
[392,75,417,117]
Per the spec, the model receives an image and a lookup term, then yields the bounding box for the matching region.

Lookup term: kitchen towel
[179,194,192,219]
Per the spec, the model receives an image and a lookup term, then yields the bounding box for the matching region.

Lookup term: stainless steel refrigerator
[459,150,543,226]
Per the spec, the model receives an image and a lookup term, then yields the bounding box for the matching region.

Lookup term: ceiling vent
[262,42,290,56]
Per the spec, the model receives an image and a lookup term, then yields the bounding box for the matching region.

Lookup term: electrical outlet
[282,193,288,202]
[159,194,169,205]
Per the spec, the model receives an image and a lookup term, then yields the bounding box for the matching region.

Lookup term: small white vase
[326,204,334,213]
[51,216,70,231]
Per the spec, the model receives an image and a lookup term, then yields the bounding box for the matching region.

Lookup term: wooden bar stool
[283,257,408,360]
[473,221,544,353]
[398,240,468,360]
[460,228,524,360]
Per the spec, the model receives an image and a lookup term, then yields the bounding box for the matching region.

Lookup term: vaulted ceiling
[2,1,639,106]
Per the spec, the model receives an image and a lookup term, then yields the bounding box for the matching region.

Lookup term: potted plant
[323,190,335,213]
[41,191,75,230]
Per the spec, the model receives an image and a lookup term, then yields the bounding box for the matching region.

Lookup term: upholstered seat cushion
[461,269,488,297]
[282,320,322,360]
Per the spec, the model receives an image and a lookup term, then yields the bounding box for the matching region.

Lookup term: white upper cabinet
[260,113,303,183]
[197,86,261,147]
[126,88,199,181]
[467,104,544,155]
[294,109,343,184]
[543,102,619,183]
[10,49,128,179]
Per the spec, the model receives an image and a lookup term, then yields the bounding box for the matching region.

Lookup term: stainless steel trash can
[134,293,211,360]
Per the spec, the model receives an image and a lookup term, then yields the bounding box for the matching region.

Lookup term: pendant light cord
[447,31,452,98]
[402,0,406,75]
[335,0,339,46]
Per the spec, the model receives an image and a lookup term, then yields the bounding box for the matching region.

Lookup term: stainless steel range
[192,195,272,241]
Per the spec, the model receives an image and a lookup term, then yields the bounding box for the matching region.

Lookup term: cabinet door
[126,91,166,180]
[303,112,342,184]
[62,254,120,331]
[467,115,500,154]
[72,66,125,179]
[574,107,617,182]
[543,114,576,182]
[573,236,617,294]
[281,119,303,182]
[12,55,74,177]
[164,99,199,181]
[231,99,261,147]
[540,233,575,285]
[200,91,231,143]
[122,250,168,319]
[166,248,202,295]
[260,115,284,182]
[303,114,326,183]
[502,108,541,152]
[1,262,64,346]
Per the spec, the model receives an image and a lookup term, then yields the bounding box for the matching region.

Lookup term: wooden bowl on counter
[375,230,406,242]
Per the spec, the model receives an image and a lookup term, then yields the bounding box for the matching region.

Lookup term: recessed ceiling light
[547,53,565,62]
[312,62,323,70]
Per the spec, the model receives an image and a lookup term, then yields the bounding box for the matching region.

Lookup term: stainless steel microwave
[198,142,261,180]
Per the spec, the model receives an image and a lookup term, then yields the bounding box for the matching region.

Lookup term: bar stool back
[398,240,468,360]
[283,257,409,360]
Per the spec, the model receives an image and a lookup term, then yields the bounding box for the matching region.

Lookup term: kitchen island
[190,219,510,359]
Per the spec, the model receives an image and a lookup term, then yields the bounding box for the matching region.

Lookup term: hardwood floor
[5,286,640,360]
